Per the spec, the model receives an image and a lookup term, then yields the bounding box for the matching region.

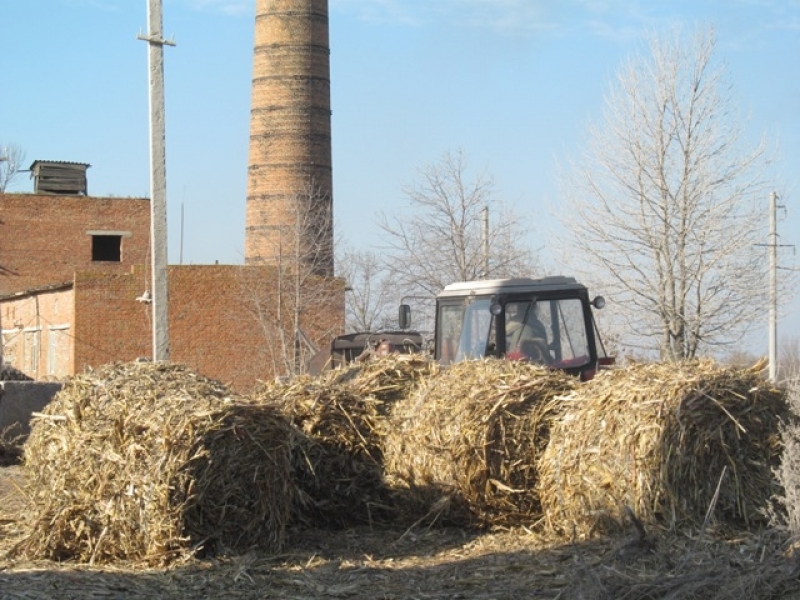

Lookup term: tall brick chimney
[246,0,334,276]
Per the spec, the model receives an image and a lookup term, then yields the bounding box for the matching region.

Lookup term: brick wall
[2,253,345,392]
[72,269,152,374]
[169,264,345,391]
[0,192,150,296]
[169,265,268,391]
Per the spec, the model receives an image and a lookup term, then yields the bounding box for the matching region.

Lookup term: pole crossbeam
[137,32,176,46]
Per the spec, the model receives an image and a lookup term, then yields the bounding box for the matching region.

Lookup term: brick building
[1,190,345,392]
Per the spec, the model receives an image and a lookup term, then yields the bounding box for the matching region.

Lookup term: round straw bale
[12,361,292,564]
[253,374,395,528]
[340,353,440,406]
[538,359,788,538]
[384,359,577,528]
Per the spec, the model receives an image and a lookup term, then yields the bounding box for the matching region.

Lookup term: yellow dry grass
[3,352,790,579]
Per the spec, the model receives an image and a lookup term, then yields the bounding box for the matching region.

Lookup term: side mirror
[399,304,412,330]
[592,296,606,310]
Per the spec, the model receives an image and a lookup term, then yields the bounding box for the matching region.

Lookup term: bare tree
[378,148,539,301]
[778,336,800,386]
[0,142,25,193]
[337,246,395,333]
[242,179,343,378]
[558,27,774,361]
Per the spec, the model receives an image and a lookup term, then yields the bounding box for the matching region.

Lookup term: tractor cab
[401,276,611,381]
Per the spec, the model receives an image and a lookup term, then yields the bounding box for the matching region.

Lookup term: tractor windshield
[436,295,592,370]
[437,298,495,364]
[505,298,591,368]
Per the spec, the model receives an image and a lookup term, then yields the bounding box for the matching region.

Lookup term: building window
[92,235,122,262]
[23,329,41,376]
[2,330,18,367]
[48,326,70,378]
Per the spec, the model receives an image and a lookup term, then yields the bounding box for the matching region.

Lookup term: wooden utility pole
[138,0,174,361]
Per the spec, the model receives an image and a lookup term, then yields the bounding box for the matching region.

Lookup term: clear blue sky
[1,0,798,350]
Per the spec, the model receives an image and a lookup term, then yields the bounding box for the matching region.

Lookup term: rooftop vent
[30,160,90,195]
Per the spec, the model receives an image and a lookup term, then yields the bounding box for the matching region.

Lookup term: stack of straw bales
[384,359,577,528]
[12,362,292,564]
[8,352,789,566]
[538,359,788,537]
[254,354,438,528]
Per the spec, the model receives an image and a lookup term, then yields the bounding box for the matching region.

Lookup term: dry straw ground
[2,522,800,599]
[1,355,799,599]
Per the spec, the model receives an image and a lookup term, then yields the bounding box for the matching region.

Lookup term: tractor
[400,276,613,381]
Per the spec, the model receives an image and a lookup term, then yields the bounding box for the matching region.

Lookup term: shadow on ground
[1,523,799,600]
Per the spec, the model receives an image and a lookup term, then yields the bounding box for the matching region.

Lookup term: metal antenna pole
[138,0,175,362]
[769,191,778,382]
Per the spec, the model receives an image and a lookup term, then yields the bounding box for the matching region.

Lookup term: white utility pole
[138,0,174,361]
[768,191,778,382]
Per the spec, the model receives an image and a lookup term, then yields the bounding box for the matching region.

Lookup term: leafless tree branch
[0,142,26,193]
[377,148,540,309]
[241,178,341,379]
[337,247,395,333]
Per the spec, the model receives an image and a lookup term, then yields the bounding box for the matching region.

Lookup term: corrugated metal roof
[28,160,91,169]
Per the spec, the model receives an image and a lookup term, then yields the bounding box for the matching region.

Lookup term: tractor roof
[437,276,587,299]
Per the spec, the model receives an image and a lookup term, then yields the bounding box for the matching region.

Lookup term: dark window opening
[92,235,122,262]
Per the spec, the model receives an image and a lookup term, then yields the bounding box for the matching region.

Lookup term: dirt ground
[2,464,800,600]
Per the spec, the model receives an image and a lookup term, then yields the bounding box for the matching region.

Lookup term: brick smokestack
[246,0,334,276]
